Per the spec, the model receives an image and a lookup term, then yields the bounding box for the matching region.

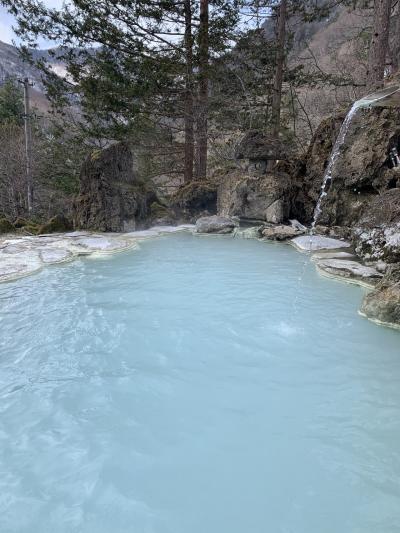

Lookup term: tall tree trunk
[271,0,287,139]
[366,0,392,90]
[389,2,400,74]
[195,0,209,180]
[183,0,194,183]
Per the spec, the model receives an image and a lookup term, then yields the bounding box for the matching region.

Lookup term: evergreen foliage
[0,77,24,125]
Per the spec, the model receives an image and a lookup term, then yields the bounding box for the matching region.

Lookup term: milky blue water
[1,233,400,533]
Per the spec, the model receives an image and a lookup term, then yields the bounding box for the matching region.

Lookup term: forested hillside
[0,0,399,228]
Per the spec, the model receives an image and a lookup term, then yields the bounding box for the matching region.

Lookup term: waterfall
[309,86,400,239]
[310,101,361,233]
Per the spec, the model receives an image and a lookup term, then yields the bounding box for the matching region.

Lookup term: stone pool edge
[1,224,397,332]
[0,225,195,284]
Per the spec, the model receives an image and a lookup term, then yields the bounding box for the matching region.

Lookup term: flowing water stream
[1,234,400,533]
[310,101,361,233]
[310,86,400,234]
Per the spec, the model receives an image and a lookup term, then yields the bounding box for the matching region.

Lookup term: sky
[0,1,63,46]
[0,1,268,48]
[0,6,18,44]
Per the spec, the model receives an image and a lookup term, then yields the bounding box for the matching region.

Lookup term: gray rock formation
[291,113,345,222]
[195,215,238,234]
[360,264,400,328]
[236,131,289,161]
[233,226,261,239]
[74,142,157,232]
[260,224,303,241]
[311,251,356,261]
[235,131,290,175]
[353,223,400,263]
[171,180,218,221]
[0,225,194,284]
[218,171,294,224]
[315,259,382,288]
[293,106,400,227]
[291,235,351,252]
[217,128,296,225]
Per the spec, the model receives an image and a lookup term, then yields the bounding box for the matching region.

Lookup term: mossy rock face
[38,214,73,234]
[150,201,175,219]
[171,180,218,219]
[22,223,40,235]
[14,217,29,228]
[74,142,158,231]
[0,218,14,234]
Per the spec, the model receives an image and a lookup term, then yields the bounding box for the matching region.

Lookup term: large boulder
[236,131,289,161]
[295,106,400,226]
[353,223,400,263]
[350,187,400,263]
[218,170,294,224]
[171,180,218,221]
[38,214,72,234]
[357,188,400,227]
[148,202,177,226]
[360,264,400,328]
[260,224,303,241]
[195,215,237,234]
[291,113,345,222]
[0,218,14,234]
[74,142,157,232]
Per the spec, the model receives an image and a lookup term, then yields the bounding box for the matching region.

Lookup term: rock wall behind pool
[73,142,158,232]
[217,105,400,230]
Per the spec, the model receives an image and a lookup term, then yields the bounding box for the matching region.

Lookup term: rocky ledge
[1,220,399,330]
[315,259,382,288]
[287,231,398,326]
[353,223,400,263]
[195,215,238,234]
[291,235,351,252]
[0,225,194,283]
[289,235,383,287]
[359,265,400,329]
[260,221,305,241]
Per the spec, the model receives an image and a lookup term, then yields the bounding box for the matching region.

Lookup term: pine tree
[0,78,24,125]
[2,0,240,182]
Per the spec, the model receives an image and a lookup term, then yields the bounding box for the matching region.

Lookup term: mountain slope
[0,40,66,112]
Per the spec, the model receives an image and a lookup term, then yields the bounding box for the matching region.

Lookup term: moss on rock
[0,218,14,234]
[38,214,72,234]
[171,180,217,220]
[150,201,176,222]
[13,217,29,228]
[22,223,40,235]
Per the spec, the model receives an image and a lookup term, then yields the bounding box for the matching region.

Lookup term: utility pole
[18,77,34,214]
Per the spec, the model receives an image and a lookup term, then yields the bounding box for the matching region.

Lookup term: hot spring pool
[0,233,400,533]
